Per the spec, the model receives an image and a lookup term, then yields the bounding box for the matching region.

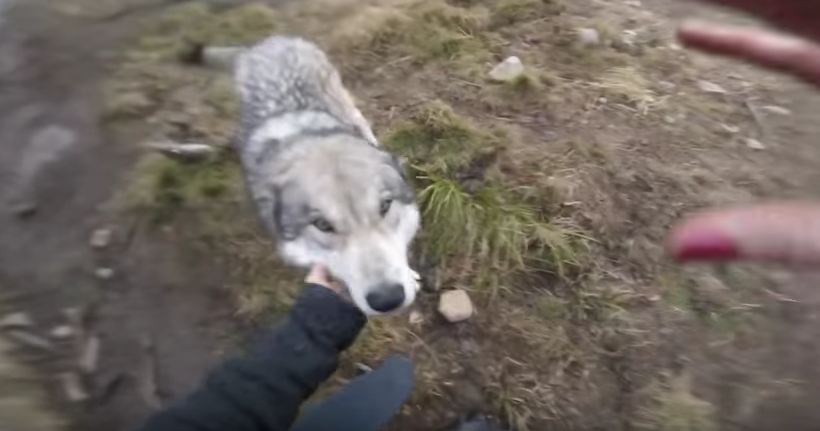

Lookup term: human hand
[678,1,820,86]
[305,265,348,296]
[669,1,820,266]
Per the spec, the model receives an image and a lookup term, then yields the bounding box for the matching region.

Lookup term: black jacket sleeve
[139,284,366,431]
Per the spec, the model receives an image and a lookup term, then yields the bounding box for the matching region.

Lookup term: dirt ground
[4,0,820,430]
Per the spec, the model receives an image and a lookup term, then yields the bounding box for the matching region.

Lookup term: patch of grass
[418,175,585,283]
[125,152,241,222]
[134,2,278,62]
[0,336,64,431]
[638,374,718,431]
[386,101,500,177]
[364,1,493,63]
[491,0,565,27]
[386,101,586,284]
[595,66,662,114]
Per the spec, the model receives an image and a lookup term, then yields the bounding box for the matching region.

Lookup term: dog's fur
[235,36,420,315]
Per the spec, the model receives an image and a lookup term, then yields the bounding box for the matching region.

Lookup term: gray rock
[202,46,246,70]
[89,228,113,249]
[760,105,792,116]
[489,56,525,82]
[79,335,100,374]
[577,28,601,47]
[50,325,76,340]
[745,138,766,150]
[0,312,34,329]
[148,141,217,162]
[95,267,115,280]
[409,310,424,326]
[7,330,55,352]
[697,80,728,94]
[438,290,474,323]
[59,372,89,403]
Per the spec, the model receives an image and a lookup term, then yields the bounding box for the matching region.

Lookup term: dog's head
[256,135,420,315]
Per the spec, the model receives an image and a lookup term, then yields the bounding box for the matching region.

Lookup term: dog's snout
[366,284,405,313]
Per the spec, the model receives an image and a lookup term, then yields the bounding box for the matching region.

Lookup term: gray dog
[235,36,420,315]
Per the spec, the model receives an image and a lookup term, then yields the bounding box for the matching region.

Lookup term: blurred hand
[678,1,820,86]
[305,265,347,296]
[669,1,820,266]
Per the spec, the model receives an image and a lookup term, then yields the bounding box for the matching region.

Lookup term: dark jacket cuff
[290,284,366,351]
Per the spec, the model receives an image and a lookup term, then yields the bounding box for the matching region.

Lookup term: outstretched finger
[678,21,820,87]
[668,202,820,266]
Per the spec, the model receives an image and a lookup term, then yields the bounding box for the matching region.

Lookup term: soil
[3,0,820,430]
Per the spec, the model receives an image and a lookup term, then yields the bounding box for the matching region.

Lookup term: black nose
[366,284,406,312]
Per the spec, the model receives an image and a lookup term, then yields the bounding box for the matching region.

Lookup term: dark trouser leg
[291,355,415,431]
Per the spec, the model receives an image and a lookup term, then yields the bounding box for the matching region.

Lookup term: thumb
[668,202,820,266]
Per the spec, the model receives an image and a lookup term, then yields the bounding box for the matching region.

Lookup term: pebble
[720,124,740,134]
[0,312,34,329]
[89,228,113,249]
[7,330,55,352]
[760,105,792,116]
[489,56,525,82]
[409,310,424,326]
[577,28,601,47]
[59,372,89,403]
[745,138,766,150]
[697,80,728,94]
[201,46,246,70]
[10,201,37,218]
[79,335,101,374]
[148,141,217,162]
[95,267,115,280]
[438,290,474,323]
[50,325,76,340]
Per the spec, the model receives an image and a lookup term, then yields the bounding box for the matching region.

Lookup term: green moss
[385,101,499,177]
[126,152,240,222]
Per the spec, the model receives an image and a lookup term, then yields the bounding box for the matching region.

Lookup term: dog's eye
[312,218,335,233]
[379,198,393,217]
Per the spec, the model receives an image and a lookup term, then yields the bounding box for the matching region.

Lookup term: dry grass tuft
[595,66,662,114]
[0,336,64,431]
[638,374,718,431]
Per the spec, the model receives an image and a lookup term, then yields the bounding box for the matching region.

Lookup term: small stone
[760,105,792,116]
[89,228,112,249]
[664,115,676,124]
[59,372,89,403]
[10,201,37,218]
[720,124,740,134]
[201,46,246,70]
[438,290,474,323]
[7,330,55,352]
[745,138,766,150]
[489,56,525,82]
[577,28,601,47]
[95,267,115,280]
[79,335,100,374]
[409,310,424,326]
[354,362,373,375]
[0,312,34,329]
[50,325,76,340]
[148,141,217,163]
[697,80,728,94]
